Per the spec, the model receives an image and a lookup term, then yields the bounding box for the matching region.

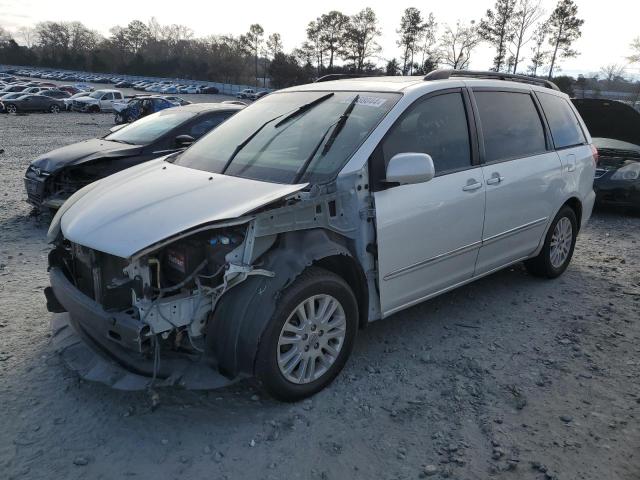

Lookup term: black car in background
[24,103,244,210]
[39,89,71,100]
[1,94,66,114]
[572,99,640,210]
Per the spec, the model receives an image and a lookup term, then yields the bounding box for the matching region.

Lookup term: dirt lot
[0,111,639,480]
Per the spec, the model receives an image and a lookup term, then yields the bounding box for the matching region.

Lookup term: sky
[1,0,639,77]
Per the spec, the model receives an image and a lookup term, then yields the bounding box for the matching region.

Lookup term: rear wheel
[255,267,358,401]
[6,104,17,114]
[525,206,577,278]
[49,104,60,113]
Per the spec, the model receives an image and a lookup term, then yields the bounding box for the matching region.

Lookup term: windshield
[175,91,400,184]
[104,109,195,145]
[89,91,105,99]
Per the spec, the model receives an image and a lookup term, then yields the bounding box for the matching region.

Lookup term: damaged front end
[47,218,274,390]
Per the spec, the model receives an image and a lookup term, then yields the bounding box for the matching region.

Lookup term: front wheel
[525,206,578,278]
[255,267,358,401]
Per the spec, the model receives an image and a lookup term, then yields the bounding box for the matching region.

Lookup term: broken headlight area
[49,227,246,360]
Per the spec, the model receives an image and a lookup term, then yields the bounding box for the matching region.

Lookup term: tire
[525,205,578,278]
[114,113,123,124]
[49,104,60,113]
[255,267,358,401]
[90,105,100,113]
[6,104,17,114]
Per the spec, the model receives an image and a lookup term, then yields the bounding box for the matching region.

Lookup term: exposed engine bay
[49,221,277,359]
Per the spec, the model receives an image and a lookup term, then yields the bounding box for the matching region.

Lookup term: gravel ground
[0,112,639,480]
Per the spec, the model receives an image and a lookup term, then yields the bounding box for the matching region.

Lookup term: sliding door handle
[462,181,483,191]
[486,175,504,185]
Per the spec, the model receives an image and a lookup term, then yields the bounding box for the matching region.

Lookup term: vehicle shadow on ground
[0,209,50,237]
[7,259,602,420]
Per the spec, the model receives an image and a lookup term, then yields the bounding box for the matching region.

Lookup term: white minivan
[46,70,596,400]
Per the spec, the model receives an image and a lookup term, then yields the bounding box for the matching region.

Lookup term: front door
[373,90,486,317]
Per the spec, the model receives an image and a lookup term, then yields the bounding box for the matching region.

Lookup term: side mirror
[385,152,435,185]
[175,134,195,147]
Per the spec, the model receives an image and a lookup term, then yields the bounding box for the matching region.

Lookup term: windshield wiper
[274,93,334,129]
[221,113,287,174]
[107,138,135,145]
[320,95,359,156]
[293,95,360,183]
[293,121,338,183]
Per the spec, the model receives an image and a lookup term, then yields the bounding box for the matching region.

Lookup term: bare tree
[16,26,36,48]
[509,0,544,73]
[599,64,626,82]
[628,37,640,64]
[546,0,584,79]
[0,26,12,46]
[479,0,518,72]
[440,20,481,70]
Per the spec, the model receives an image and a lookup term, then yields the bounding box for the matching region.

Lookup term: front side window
[104,110,195,145]
[175,91,400,184]
[538,92,586,149]
[381,92,472,175]
[474,91,547,162]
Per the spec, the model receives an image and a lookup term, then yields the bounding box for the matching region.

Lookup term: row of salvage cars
[28,73,640,401]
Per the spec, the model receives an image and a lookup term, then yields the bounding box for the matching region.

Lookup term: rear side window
[474,91,546,162]
[382,92,472,175]
[537,92,585,149]
[189,113,231,138]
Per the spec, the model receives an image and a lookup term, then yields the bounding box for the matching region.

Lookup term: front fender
[206,229,354,379]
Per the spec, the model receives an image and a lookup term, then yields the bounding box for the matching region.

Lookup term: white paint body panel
[375,167,486,316]
[60,158,306,258]
[475,152,562,274]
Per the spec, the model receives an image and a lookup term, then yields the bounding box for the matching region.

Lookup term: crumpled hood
[60,159,307,258]
[30,138,143,174]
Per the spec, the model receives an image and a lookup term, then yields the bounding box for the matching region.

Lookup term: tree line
[0,0,627,92]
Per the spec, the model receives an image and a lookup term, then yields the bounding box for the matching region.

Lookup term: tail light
[591,144,599,167]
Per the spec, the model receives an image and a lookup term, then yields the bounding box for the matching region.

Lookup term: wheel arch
[564,196,583,231]
[206,228,368,380]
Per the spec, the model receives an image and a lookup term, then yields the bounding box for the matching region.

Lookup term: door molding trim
[382,216,547,282]
[482,216,548,245]
[383,240,482,281]
[382,255,531,318]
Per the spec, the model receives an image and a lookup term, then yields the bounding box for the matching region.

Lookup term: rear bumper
[48,266,237,390]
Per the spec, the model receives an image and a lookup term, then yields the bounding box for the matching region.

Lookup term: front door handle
[462,181,483,191]
[486,174,504,185]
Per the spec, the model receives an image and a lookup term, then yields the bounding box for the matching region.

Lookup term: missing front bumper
[48,267,238,390]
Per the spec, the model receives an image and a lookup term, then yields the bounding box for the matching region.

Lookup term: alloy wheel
[277,294,347,384]
[550,217,573,268]
[7,104,17,114]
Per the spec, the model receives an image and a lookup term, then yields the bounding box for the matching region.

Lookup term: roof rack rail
[424,69,560,91]
[314,73,372,83]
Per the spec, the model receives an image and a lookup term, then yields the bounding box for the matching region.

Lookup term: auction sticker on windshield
[340,95,388,108]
